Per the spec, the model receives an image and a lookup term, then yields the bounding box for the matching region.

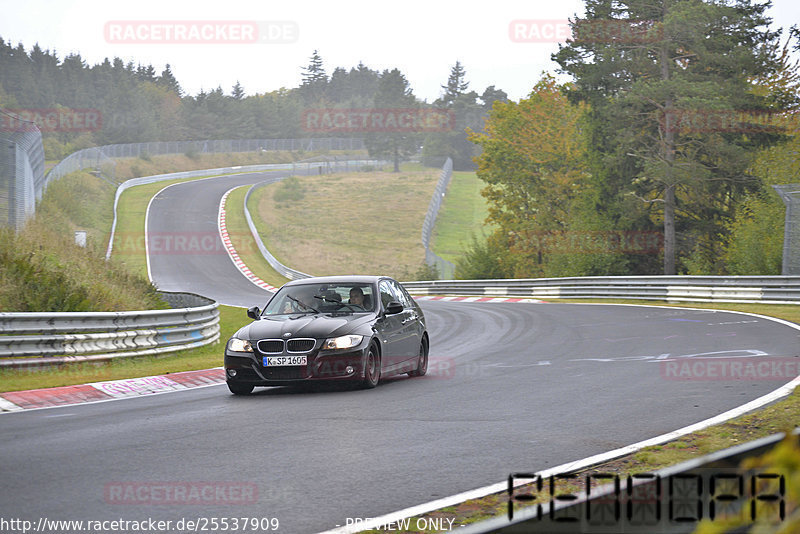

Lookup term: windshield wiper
[287,295,320,314]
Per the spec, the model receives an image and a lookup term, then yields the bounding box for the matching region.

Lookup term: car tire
[361,342,381,389]
[409,337,428,377]
[227,382,254,395]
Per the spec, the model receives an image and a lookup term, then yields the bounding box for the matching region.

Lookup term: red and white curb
[0,368,226,413]
[218,188,278,292]
[413,295,545,303]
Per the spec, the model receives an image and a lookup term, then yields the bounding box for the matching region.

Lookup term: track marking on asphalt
[218,186,278,292]
[570,349,770,363]
[315,304,800,534]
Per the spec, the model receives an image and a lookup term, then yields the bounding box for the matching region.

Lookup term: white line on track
[316,303,800,534]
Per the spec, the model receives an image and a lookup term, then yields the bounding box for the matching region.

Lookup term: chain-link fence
[0,109,45,231]
[422,157,455,279]
[45,137,366,186]
[774,184,800,275]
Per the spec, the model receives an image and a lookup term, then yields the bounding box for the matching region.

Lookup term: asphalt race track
[1,172,799,533]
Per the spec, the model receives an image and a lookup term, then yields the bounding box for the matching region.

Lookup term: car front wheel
[361,342,381,389]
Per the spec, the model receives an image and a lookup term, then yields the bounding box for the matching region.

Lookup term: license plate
[264,355,307,366]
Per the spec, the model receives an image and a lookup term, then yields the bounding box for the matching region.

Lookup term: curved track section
[1,173,798,533]
[146,171,287,307]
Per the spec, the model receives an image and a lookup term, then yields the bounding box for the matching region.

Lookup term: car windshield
[262,282,375,316]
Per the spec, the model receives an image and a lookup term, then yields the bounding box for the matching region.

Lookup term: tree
[480,86,508,111]
[156,64,182,96]
[440,60,469,107]
[553,0,785,274]
[231,80,245,100]
[423,62,491,170]
[299,49,328,103]
[364,68,419,172]
[468,75,590,277]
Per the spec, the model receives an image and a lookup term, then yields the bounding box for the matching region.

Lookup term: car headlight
[323,335,363,350]
[227,337,253,353]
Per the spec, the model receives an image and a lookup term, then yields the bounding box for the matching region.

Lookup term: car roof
[282,275,388,287]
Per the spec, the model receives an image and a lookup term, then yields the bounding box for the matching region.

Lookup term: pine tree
[157,64,182,96]
[231,81,245,100]
[299,50,328,103]
[553,0,785,274]
[364,68,419,172]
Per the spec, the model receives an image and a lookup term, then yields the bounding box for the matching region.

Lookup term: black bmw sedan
[224,275,429,394]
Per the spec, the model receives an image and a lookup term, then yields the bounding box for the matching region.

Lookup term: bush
[455,233,508,279]
[722,191,784,274]
[273,176,305,204]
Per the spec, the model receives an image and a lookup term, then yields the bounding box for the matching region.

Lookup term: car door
[388,279,421,364]
[376,279,405,370]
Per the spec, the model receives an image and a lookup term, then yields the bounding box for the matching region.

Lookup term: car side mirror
[385,301,404,315]
[247,306,261,320]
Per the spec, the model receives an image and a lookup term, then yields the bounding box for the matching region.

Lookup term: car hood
[237,313,375,341]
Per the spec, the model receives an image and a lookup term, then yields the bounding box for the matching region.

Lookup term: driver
[349,287,365,307]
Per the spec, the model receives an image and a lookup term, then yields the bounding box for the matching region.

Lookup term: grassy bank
[430,171,494,265]
[250,164,441,280]
[0,170,165,312]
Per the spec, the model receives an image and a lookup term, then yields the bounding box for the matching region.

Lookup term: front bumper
[224,339,370,386]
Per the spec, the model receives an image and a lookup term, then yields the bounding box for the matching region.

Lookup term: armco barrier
[402,276,800,304]
[106,159,385,260]
[244,180,311,280]
[0,292,219,368]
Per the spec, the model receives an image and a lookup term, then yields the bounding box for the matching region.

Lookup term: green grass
[430,171,494,264]
[0,171,165,313]
[249,163,441,281]
[226,185,290,288]
[110,172,275,278]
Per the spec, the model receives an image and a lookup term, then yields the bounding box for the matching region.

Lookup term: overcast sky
[2,0,799,102]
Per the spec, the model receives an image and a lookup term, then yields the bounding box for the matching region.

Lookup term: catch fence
[774,184,800,275]
[0,109,45,231]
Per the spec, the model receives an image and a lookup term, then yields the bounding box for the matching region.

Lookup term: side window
[378,280,395,308]
[389,280,411,308]
[397,283,415,307]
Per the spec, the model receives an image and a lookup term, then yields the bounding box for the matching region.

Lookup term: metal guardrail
[244,179,312,281]
[240,157,389,281]
[468,428,799,533]
[0,292,219,368]
[422,158,456,279]
[403,276,800,304]
[106,158,386,273]
[44,137,366,185]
